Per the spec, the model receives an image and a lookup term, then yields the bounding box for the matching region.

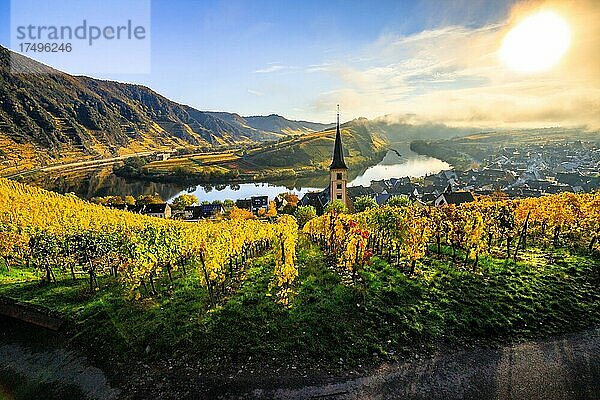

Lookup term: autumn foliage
[0,179,297,304]
[304,192,600,278]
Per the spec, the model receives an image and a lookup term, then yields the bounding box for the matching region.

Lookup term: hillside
[247,117,388,169]
[0,46,334,174]
[206,112,334,138]
[244,114,334,135]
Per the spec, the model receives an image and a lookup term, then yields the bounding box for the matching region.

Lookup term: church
[299,106,351,214]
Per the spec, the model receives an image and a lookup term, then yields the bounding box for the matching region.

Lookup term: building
[299,191,328,215]
[329,105,348,207]
[299,106,352,214]
[183,206,203,220]
[155,153,171,161]
[251,196,269,213]
[140,203,172,219]
[200,204,225,219]
[434,191,475,207]
[235,199,252,210]
[183,204,226,221]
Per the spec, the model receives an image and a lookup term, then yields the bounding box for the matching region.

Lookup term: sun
[499,10,571,74]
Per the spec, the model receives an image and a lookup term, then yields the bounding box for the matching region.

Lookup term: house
[374,193,392,206]
[388,182,418,197]
[438,170,458,182]
[200,204,225,219]
[235,199,252,210]
[183,206,203,220]
[129,204,145,214]
[390,177,411,187]
[434,191,475,207]
[274,194,288,210]
[155,153,171,161]
[251,196,269,213]
[369,180,389,194]
[300,191,328,215]
[107,204,128,211]
[421,193,438,204]
[347,185,375,201]
[520,188,543,197]
[141,203,172,218]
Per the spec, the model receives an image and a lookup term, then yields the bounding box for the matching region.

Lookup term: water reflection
[173,182,323,203]
[26,168,186,201]
[349,143,450,187]
[27,142,449,202]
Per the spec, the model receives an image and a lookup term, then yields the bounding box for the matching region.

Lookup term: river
[27,142,450,202]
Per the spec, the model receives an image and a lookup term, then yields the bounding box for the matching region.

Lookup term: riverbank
[409,140,475,170]
[112,149,388,185]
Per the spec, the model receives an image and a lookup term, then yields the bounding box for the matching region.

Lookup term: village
[100,134,600,220]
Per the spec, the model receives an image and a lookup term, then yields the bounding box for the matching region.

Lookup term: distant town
[96,137,599,221]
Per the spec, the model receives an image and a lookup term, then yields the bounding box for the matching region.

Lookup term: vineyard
[0,179,598,379]
[304,192,600,279]
[0,178,298,304]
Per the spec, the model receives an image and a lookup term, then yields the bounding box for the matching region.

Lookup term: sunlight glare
[499,10,571,73]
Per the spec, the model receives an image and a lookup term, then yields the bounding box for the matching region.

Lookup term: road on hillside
[2,151,156,178]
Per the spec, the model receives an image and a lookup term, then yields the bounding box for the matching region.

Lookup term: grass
[0,242,598,373]
[0,264,39,285]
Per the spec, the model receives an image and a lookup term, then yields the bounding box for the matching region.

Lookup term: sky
[1,0,599,129]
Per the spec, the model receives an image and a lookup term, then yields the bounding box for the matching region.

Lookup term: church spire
[329,104,347,170]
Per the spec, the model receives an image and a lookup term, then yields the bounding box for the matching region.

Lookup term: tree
[223,199,235,208]
[229,207,255,220]
[171,194,198,210]
[0,231,26,271]
[325,199,348,214]
[90,197,107,205]
[491,190,509,201]
[123,156,147,169]
[136,194,164,205]
[353,195,378,212]
[294,205,316,228]
[267,201,278,218]
[106,196,125,205]
[115,156,147,176]
[387,196,411,207]
[282,193,299,207]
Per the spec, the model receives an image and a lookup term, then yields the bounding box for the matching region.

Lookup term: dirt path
[219,329,599,400]
[2,317,598,400]
[0,316,120,400]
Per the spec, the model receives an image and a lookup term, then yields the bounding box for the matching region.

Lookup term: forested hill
[0,46,334,171]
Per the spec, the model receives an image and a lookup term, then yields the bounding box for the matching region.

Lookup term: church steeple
[329,105,348,206]
[329,104,347,170]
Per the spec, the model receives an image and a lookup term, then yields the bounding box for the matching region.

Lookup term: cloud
[254,63,297,73]
[308,0,600,129]
[306,63,333,73]
[247,89,264,96]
